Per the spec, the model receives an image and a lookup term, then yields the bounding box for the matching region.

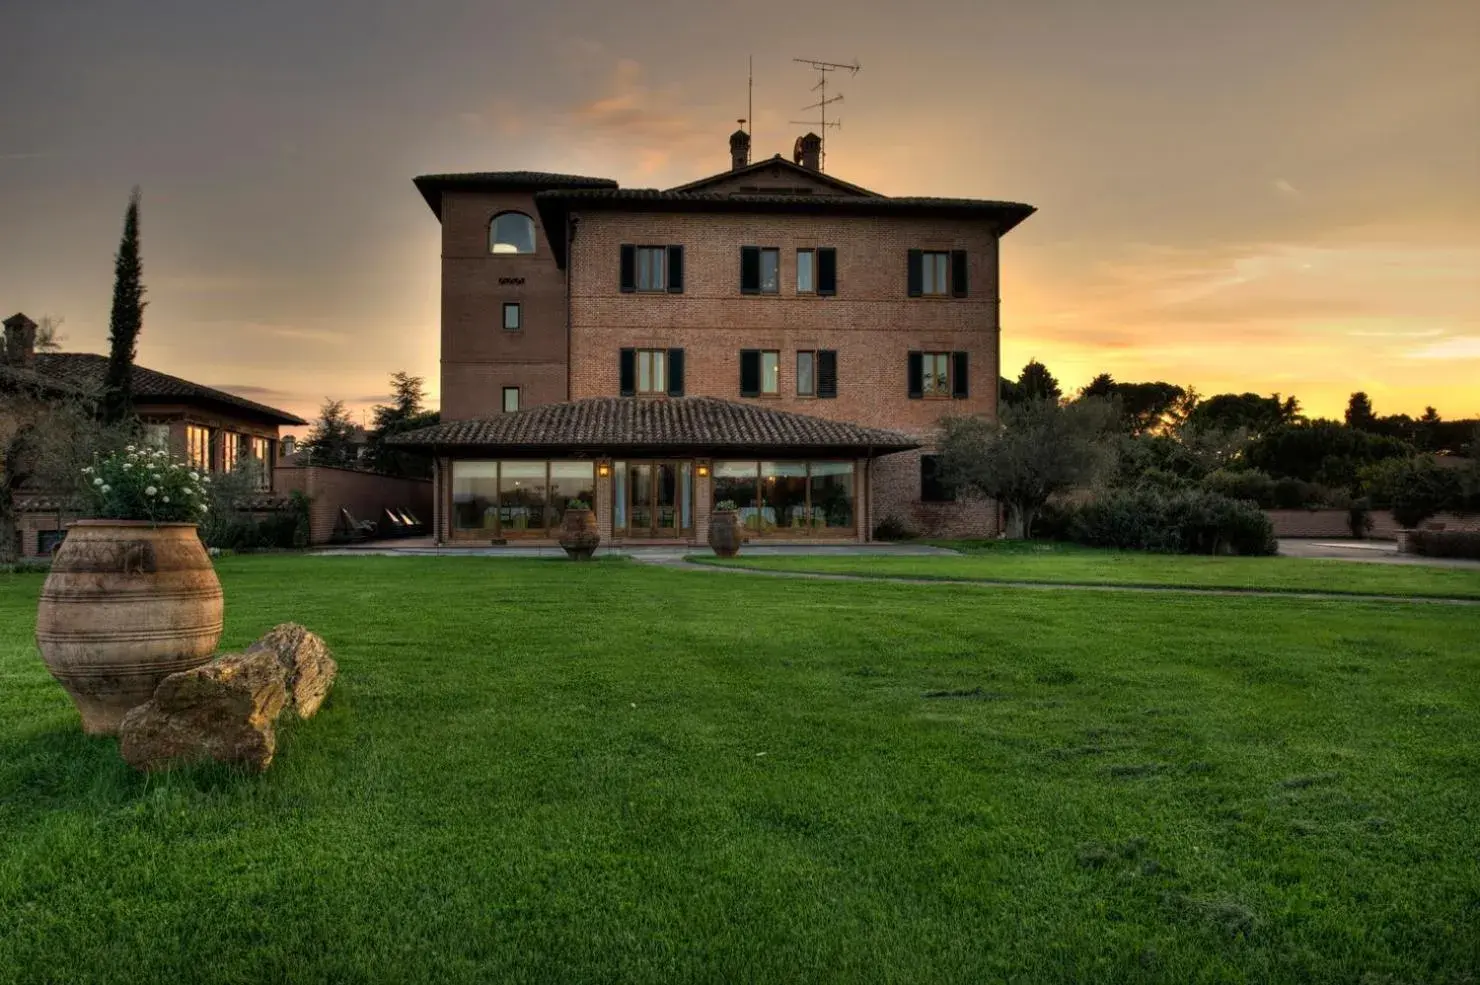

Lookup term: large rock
[246,623,337,718]
[118,649,288,773]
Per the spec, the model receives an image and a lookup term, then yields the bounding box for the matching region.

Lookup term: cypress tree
[102,187,146,424]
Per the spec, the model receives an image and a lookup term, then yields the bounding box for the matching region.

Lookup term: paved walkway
[311,543,957,562]
[1278,538,1480,569]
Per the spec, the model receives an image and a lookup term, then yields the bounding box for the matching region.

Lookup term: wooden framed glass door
[618,460,690,538]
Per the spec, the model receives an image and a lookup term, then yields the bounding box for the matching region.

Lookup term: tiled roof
[664,156,883,197]
[413,171,618,218]
[388,397,920,454]
[33,353,307,425]
[0,362,84,399]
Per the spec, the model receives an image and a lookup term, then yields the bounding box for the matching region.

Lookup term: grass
[2,555,1479,983]
[692,539,1480,600]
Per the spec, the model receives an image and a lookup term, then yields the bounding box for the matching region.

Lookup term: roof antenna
[790,57,859,171]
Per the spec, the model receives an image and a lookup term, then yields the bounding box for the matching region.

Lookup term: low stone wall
[1267,509,1480,540]
[273,466,433,546]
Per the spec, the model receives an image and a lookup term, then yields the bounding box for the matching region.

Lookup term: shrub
[1033,500,1078,541]
[872,514,918,541]
[567,499,590,511]
[81,446,210,523]
[714,500,738,511]
[1383,457,1464,528]
[1404,530,1480,560]
[1201,468,1275,506]
[1068,487,1277,556]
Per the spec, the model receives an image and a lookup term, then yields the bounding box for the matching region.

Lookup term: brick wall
[274,466,433,545]
[439,189,569,419]
[1266,509,1480,539]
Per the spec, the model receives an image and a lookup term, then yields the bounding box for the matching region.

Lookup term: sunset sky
[2,0,1476,432]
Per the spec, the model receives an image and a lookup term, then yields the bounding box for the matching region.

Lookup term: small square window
[796,250,815,294]
[922,252,950,296]
[759,248,780,294]
[796,351,816,396]
[502,387,520,413]
[761,350,780,394]
[636,247,667,291]
[503,302,521,331]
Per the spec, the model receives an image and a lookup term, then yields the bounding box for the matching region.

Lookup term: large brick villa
[396,131,1034,545]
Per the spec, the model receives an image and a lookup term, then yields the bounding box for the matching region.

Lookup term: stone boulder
[118,649,288,773]
[245,623,337,718]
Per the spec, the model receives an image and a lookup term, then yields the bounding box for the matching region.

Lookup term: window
[922,252,950,296]
[502,387,520,413]
[621,245,684,293]
[503,302,521,331]
[713,461,856,536]
[920,454,953,503]
[908,351,968,400]
[186,425,210,470]
[796,351,816,396]
[249,436,271,490]
[759,248,780,293]
[143,423,170,450]
[908,248,968,298]
[922,352,951,397]
[796,249,816,294]
[636,349,667,394]
[451,461,595,537]
[490,212,536,254]
[636,247,667,291]
[761,350,780,394]
[221,432,241,473]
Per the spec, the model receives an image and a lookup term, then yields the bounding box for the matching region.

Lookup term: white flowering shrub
[82,446,211,523]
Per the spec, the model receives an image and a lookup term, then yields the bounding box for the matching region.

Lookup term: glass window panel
[491,213,536,254]
[221,432,240,473]
[761,351,779,394]
[453,461,500,532]
[499,462,547,533]
[680,462,693,530]
[713,461,760,531]
[760,248,780,293]
[502,387,520,413]
[796,352,815,396]
[186,426,210,470]
[638,353,651,393]
[652,350,666,393]
[637,247,666,290]
[144,423,171,449]
[796,250,815,293]
[549,461,596,528]
[760,462,808,535]
[503,303,521,330]
[809,461,855,531]
[656,463,678,533]
[614,461,627,530]
[629,463,653,532]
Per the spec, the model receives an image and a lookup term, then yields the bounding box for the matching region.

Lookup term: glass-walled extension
[452,461,595,537]
[713,461,856,537]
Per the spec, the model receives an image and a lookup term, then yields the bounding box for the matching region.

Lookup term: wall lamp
[696,462,711,478]
[597,461,612,478]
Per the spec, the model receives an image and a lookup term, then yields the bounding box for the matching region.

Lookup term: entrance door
[621,461,686,538]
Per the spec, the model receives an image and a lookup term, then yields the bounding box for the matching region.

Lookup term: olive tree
[937,397,1117,538]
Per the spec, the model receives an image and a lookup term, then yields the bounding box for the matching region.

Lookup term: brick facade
[273,466,433,545]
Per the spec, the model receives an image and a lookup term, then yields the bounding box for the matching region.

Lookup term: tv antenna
[790,57,859,171]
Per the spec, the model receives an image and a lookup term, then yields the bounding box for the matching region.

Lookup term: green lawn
[3,556,1479,983]
[692,540,1480,600]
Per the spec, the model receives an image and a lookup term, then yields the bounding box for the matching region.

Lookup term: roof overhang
[413,172,619,221]
[536,191,1037,267]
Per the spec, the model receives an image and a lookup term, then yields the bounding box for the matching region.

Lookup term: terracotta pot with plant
[558,499,600,560]
[36,445,223,734]
[708,500,742,558]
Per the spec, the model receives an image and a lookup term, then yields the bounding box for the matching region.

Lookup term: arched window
[489,212,536,254]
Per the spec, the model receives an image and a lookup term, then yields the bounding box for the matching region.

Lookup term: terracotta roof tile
[389,397,920,454]
[33,353,307,425]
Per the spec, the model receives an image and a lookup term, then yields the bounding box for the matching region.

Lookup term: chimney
[3,313,37,368]
[729,128,751,170]
[793,132,822,170]
[281,435,298,458]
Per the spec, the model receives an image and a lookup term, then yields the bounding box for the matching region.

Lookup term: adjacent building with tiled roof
[401,129,1034,545]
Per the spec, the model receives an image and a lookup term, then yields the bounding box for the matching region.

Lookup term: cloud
[153,274,265,294]
[257,325,349,344]
[561,59,715,176]
[209,383,301,401]
[0,152,49,161]
[1405,337,1480,360]
[1273,178,1302,199]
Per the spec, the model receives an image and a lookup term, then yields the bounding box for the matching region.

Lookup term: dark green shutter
[619,348,636,396]
[619,245,636,293]
[740,246,761,294]
[667,245,684,293]
[952,351,969,399]
[667,348,685,396]
[817,350,838,399]
[739,350,761,397]
[907,351,924,399]
[817,247,837,296]
[951,250,968,298]
[907,249,923,297]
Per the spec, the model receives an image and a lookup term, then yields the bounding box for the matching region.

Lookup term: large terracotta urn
[708,509,742,558]
[36,521,223,735]
[557,508,600,560]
